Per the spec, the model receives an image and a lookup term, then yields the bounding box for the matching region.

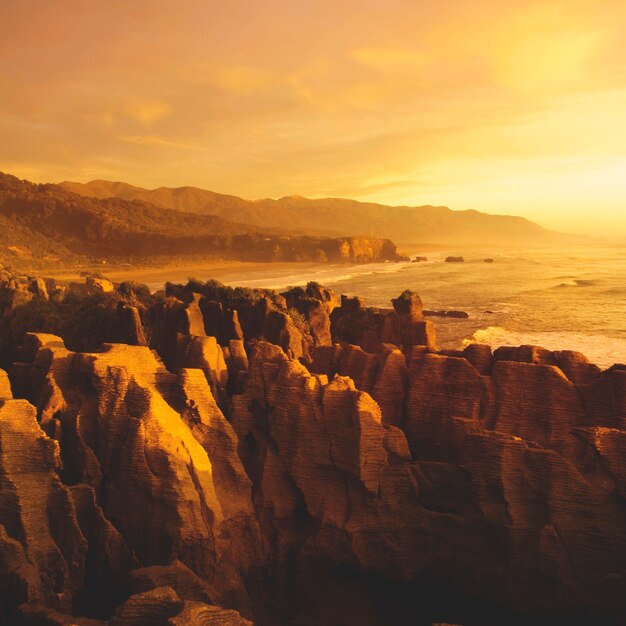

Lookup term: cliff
[0,172,403,268]
[61,179,577,246]
[0,270,624,625]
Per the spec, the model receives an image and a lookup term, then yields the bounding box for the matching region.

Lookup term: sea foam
[464,326,626,370]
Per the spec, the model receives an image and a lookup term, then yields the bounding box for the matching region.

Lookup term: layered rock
[231,341,407,531]
[0,368,11,398]
[310,343,408,427]
[199,300,244,347]
[330,290,437,353]
[112,303,147,347]
[1,274,626,625]
[1,337,261,622]
[0,387,87,616]
[231,340,626,624]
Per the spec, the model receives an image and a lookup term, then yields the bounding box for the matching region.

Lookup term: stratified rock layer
[1,276,625,626]
[232,340,626,624]
[0,336,261,622]
[0,390,86,615]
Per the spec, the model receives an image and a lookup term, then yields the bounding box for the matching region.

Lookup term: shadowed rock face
[232,341,626,625]
[0,276,625,626]
[330,290,437,354]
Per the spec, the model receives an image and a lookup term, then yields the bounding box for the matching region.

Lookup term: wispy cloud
[125,101,172,126]
[120,135,201,150]
[0,0,625,234]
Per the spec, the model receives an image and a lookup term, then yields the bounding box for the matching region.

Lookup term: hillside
[0,172,402,268]
[62,179,571,245]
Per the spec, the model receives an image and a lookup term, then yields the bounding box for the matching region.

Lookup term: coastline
[42,260,322,287]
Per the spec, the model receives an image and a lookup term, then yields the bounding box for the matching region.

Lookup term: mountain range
[0,172,399,268]
[61,179,573,245]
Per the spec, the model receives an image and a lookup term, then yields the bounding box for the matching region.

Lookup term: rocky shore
[0,269,625,625]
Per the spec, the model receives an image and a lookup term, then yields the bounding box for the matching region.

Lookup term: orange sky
[1,0,625,236]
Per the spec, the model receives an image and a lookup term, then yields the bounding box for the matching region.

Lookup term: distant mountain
[61,179,573,245]
[0,173,401,268]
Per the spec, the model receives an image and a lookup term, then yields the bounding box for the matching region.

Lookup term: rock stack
[0,272,624,625]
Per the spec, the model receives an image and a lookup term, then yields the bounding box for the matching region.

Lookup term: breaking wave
[463,326,626,370]
[553,279,598,288]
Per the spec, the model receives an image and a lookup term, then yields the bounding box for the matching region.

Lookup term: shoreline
[42,260,323,286]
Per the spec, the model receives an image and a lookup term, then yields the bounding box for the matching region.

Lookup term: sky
[1,0,625,236]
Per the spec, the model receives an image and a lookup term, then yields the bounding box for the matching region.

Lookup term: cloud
[1,0,625,235]
[120,135,201,150]
[351,47,427,71]
[215,66,273,95]
[125,101,172,126]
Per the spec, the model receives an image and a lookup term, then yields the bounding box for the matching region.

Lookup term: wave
[553,278,598,288]
[462,326,626,370]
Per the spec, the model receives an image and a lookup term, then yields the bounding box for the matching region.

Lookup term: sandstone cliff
[0,271,624,625]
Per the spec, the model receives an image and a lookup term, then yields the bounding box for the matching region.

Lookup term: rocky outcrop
[423,309,469,319]
[0,390,87,616]
[0,368,11,398]
[112,303,147,346]
[198,300,244,347]
[337,237,402,262]
[258,298,305,360]
[231,341,626,624]
[331,289,437,353]
[108,586,183,625]
[85,277,114,295]
[280,283,339,355]
[405,353,491,458]
[1,337,261,623]
[310,343,408,427]
[169,601,253,625]
[1,274,626,626]
[231,342,400,520]
[28,276,49,301]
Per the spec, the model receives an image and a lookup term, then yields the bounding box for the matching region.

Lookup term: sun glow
[1,0,625,236]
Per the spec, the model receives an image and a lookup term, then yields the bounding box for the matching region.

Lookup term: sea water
[154,244,626,369]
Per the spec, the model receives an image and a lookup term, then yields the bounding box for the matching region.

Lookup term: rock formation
[0,332,262,623]
[0,273,625,626]
[331,289,437,353]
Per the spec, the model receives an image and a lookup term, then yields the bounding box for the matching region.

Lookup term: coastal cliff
[0,269,624,625]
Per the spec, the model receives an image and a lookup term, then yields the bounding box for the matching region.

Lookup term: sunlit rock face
[0,392,87,616]
[0,336,261,623]
[232,339,626,624]
[0,277,625,625]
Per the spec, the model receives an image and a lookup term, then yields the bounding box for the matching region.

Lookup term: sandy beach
[43,260,322,290]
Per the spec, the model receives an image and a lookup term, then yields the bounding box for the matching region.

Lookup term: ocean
[149,244,626,369]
